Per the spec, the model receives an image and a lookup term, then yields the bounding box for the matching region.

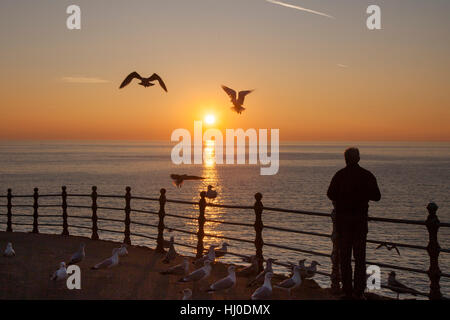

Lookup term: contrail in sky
[266,0,335,19]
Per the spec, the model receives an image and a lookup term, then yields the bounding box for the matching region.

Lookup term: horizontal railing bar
[97,217,124,224]
[205,203,253,210]
[36,205,61,208]
[96,194,124,199]
[165,199,198,206]
[38,215,62,218]
[69,225,93,230]
[66,194,91,197]
[164,213,197,221]
[10,205,33,208]
[130,209,159,215]
[204,232,254,244]
[163,226,198,236]
[97,206,124,211]
[265,225,331,238]
[97,228,123,235]
[131,221,158,228]
[129,232,157,241]
[67,205,92,209]
[205,218,254,228]
[130,196,159,202]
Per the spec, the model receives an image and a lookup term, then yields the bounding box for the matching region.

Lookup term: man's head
[344,147,360,165]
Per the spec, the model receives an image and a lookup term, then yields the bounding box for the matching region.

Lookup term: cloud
[266,0,334,19]
[61,77,110,84]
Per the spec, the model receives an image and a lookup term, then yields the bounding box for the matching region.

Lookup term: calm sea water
[0,141,449,298]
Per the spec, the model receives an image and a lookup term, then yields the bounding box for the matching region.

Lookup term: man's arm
[368,174,381,202]
[327,173,339,201]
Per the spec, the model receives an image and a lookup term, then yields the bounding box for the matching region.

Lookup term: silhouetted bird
[376,243,401,256]
[206,185,218,199]
[387,271,420,299]
[119,72,167,92]
[67,243,85,265]
[248,258,275,287]
[162,236,177,264]
[221,85,253,114]
[170,174,205,188]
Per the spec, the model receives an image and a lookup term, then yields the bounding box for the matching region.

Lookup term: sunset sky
[0,0,449,141]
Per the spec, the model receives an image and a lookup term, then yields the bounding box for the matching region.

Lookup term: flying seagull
[251,272,273,300]
[170,174,205,188]
[387,271,420,299]
[206,266,236,293]
[92,248,120,270]
[119,72,168,92]
[67,243,85,265]
[376,242,401,256]
[51,262,68,281]
[3,242,15,257]
[221,85,253,114]
[160,258,190,276]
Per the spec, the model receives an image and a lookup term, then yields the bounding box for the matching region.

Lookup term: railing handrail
[1,186,448,300]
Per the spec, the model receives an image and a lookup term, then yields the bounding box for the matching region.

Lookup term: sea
[0,141,449,299]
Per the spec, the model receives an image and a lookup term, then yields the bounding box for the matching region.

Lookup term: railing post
[32,188,39,233]
[426,202,442,300]
[330,208,341,294]
[123,186,131,245]
[196,191,207,259]
[254,192,264,272]
[6,189,12,232]
[61,186,69,236]
[91,186,99,240]
[156,188,167,253]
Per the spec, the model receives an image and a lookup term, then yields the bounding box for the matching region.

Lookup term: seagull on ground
[178,260,212,283]
[67,243,85,265]
[274,265,302,297]
[194,245,218,267]
[162,236,177,264]
[51,262,68,281]
[119,72,167,92]
[170,174,205,188]
[92,248,120,270]
[251,272,273,300]
[206,266,236,293]
[204,242,230,258]
[236,255,259,278]
[181,288,192,300]
[3,242,15,257]
[248,258,275,287]
[114,244,128,257]
[221,85,254,114]
[160,258,190,276]
[387,271,420,299]
[206,185,218,199]
[303,260,321,279]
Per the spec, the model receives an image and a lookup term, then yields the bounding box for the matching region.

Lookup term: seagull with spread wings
[119,72,168,92]
[221,85,253,114]
[170,174,205,188]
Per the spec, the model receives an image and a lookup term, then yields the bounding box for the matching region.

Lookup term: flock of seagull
[1,239,424,299]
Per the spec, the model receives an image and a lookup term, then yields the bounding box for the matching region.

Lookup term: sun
[205,114,216,125]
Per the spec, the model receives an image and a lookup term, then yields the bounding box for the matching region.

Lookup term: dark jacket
[327,164,381,232]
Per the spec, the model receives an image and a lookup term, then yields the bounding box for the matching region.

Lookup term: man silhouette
[327,147,381,299]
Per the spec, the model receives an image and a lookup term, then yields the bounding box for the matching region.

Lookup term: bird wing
[93,257,113,269]
[211,276,234,291]
[221,85,237,103]
[148,73,168,92]
[68,251,82,265]
[237,90,253,106]
[252,286,271,300]
[375,243,384,250]
[275,278,295,289]
[119,72,142,88]
[170,174,181,180]
[395,247,401,256]
[186,268,206,282]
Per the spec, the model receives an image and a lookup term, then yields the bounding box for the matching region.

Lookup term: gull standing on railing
[160,258,189,276]
[3,242,15,257]
[205,185,218,199]
[67,243,85,265]
[206,266,236,293]
[251,272,273,300]
[50,262,68,281]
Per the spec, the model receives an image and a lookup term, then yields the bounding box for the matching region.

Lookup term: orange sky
[0,1,449,141]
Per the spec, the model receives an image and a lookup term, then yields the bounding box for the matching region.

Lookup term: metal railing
[0,186,449,300]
